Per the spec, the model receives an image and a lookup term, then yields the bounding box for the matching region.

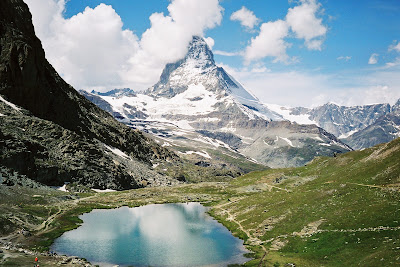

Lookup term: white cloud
[204,37,215,50]
[230,6,260,30]
[244,20,289,63]
[337,56,351,61]
[24,0,65,39]
[243,0,327,63]
[368,53,379,64]
[286,0,327,50]
[25,0,139,90]
[389,40,400,52]
[24,0,223,91]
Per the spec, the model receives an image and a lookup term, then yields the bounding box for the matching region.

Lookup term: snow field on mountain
[265,103,316,125]
[100,83,224,119]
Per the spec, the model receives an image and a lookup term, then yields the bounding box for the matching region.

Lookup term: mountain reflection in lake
[51,203,249,267]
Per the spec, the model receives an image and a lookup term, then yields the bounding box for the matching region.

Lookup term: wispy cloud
[385,57,400,68]
[389,40,400,52]
[213,50,241,57]
[368,53,379,64]
[337,56,351,62]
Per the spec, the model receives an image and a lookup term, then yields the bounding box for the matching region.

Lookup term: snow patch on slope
[179,150,212,159]
[265,104,316,125]
[92,188,117,193]
[0,96,21,112]
[58,184,68,192]
[279,136,295,147]
[339,129,358,139]
[104,144,131,160]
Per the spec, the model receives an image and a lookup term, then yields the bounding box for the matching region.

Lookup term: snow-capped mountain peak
[184,36,215,68]
[145,36,283,121]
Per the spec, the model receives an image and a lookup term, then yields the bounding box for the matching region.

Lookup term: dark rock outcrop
[0,0,179,189]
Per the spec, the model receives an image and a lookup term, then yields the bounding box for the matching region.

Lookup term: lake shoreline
[51,202,252,267]
[0,183,258,266]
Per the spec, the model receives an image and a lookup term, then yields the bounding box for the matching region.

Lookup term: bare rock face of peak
[0,0,179,190]
[393,99,400,112]
[185,36,215,67]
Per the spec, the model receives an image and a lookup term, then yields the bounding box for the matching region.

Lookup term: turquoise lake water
[51,203,249,266]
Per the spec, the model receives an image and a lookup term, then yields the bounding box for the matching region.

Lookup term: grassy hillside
[211,137,400,266]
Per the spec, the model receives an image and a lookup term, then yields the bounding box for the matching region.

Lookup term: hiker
[35,256,38,262]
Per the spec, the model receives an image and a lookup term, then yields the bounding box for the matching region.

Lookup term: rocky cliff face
[84,36,351,168]
[343,108,400,150]
[0,0,179,189]
[296,103,391,138]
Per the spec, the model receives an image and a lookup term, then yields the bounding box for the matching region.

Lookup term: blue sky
[25,0,400,107]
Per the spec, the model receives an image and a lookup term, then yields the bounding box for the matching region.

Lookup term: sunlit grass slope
[211,137,400,266]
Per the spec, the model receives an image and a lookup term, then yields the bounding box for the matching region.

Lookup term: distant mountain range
[83,36,351,168]
[268,100,400,150]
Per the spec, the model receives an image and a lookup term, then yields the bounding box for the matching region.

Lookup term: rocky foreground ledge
[0,240,93,266]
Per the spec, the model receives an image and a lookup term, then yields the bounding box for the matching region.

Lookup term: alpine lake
[51,202,249,267]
